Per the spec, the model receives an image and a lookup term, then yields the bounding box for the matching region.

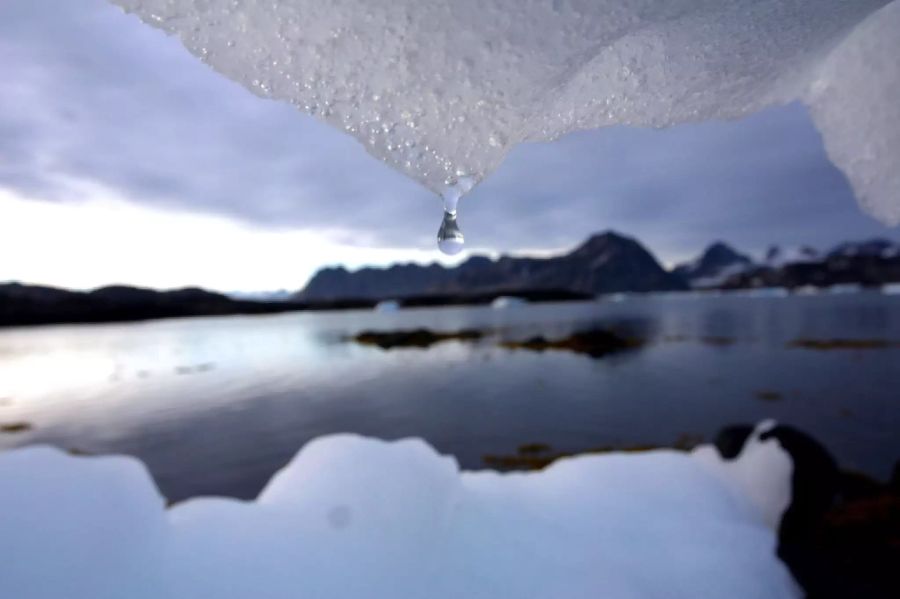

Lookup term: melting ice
[110,0,900,230]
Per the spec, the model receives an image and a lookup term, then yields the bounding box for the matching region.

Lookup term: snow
[828,239,900,259]
[0,425,798,598]
[690,262,754,289]
[764,246,821,268]
[692,421,792,530]
[108,0,899,223]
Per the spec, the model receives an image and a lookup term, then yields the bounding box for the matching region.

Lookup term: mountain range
[298,232,687,301]
[3,232,899,327]
[298,232,900,301]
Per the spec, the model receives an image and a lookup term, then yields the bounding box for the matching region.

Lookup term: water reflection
[0,292,898,501]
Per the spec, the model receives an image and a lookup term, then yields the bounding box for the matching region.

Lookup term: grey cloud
[0,0,897,264]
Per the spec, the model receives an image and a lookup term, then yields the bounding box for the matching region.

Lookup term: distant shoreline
[0,283,591,329]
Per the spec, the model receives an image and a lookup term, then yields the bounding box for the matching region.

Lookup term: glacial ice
[0,425,798,598]
[108,0,900,224]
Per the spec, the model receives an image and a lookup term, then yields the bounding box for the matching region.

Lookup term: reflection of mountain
[299,231,686,301]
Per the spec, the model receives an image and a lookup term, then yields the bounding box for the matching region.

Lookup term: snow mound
[0,426,798,598]
[108,0,899,223]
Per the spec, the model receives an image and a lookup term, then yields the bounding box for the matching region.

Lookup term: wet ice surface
[111,0,900,222]
[0,425,798,599]
[1,293,898,502]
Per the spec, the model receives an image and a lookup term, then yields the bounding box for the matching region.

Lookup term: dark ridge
[298,230,686,301]
[720,253,900,290]
[0,283,595,328]
[0,282,316,328]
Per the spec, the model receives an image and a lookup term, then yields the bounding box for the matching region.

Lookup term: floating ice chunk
[374,299,401,312]
[109,0,899,223]
[491,295,527,308]
[0,429,799,598]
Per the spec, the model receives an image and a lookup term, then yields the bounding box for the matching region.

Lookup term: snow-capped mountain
[827,238,900,259]
[762,245,821,268]
[672,242,754,289]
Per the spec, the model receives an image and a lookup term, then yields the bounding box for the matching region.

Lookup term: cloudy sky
[1,0,897,292]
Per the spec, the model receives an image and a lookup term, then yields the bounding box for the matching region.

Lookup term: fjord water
[1,292,898,502]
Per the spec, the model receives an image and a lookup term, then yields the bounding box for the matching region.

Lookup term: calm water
[1,291,898,501]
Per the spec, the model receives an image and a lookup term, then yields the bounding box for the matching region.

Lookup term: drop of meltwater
[437,210,464,255]
[436,177,474,256]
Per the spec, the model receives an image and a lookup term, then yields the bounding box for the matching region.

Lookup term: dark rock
[713,424,755,459]
[761,425,840,541]
[500,328,639,358]
[760,424,900,599]
[352,328,483,349]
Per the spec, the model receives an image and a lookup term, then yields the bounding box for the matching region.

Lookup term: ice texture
[0,425,798,598]
[108,0,899,223]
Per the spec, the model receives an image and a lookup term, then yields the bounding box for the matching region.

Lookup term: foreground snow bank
[111,0,900,223]
[0,424,796,599]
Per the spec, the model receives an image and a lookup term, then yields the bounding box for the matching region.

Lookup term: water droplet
[437,209,464,255]
[436,177,474,255]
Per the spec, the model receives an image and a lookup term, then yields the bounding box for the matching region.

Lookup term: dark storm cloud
[0,0,432,234]
[1,0,897,264]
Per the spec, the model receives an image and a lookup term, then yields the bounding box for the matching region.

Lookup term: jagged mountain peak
[298,230,683,301]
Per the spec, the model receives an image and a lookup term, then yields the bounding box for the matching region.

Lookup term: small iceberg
[741,287,790,298]
[490,296,527,309]
[827,283,862,295]
[373,300,401,312]
[602,292,630,303]
[793,285,820,296]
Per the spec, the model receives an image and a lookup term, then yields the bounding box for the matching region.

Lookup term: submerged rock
[352,328,483,349]
[787,338,897,350]
[501,328,640,358]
